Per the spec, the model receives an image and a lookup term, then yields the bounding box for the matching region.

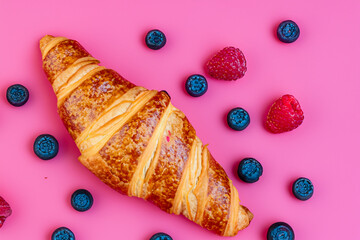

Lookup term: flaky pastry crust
[40,35,253,236]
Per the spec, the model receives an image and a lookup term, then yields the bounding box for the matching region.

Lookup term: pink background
[0,0,359,239]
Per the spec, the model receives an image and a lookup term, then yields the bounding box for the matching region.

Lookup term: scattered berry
[145,30,166,50]
[71,189,93,212]
[185,74,208,97]
[149,232,173,240]
[33,134,59,160]
[237,158,263,183]
[0,196,12,228]
[227,107,250,131]
[267,222,294,240]
[52,227,75,240]
[265,94,304,133]
[292,177,314,201]
[277,20,300,43]
[206,47,247,81]
[6,84,29,107]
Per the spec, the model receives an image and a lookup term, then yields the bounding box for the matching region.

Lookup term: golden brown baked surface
[40,35,253,236]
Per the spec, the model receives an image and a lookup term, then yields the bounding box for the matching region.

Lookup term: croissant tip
[40,35,55,55]
[235,205,253,233]
[241,205,253,222]
[247,209,254,222]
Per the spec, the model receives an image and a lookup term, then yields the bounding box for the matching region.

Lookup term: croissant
[39,35,253,236]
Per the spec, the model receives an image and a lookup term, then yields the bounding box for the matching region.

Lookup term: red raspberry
[0,196,12,228]
[266,94,304,133]
[206,47,247,81]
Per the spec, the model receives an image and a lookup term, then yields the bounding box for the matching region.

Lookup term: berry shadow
[47,228,53,240]
[262,223,269,239]
[261,96,276,131]
[202,58,210,77]
[288,178,295,199]
[28,135,37,161]
[272,23,280,42]
[141,30,149,49]
[180,74,188,96]
[231,160,240,181]
[223,109,231,130]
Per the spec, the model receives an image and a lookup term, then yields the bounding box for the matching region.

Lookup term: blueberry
[185,74,208,97]
[51,227,75,240]
[277,20,300,43]
[237,158,263,183]
[145,29,166,50]
[33,134,59,160]
[227,107,250,131]
[71,189,93,212]
[149,232,173,240]
[292,177,314,201]
[267,222,294,240]
[6,84,29,107]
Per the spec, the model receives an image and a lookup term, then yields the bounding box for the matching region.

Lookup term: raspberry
[206,47,247,81]
[266,94,304,133]
[0,196,12,228]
